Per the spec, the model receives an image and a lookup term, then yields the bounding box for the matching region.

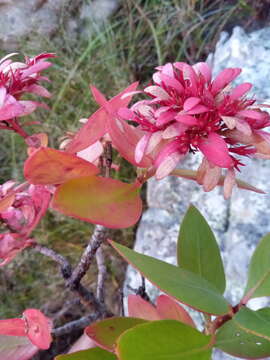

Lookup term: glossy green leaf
[24,147,99,185]
[110,241,230,315]
[244,233,270,299]
[55,347,117,360]
[170,169,265,194]
[85,317,146,352]
[178,205,225,294]
[117,320,212,360]
[52,177,142,229]
[216,307,270,358]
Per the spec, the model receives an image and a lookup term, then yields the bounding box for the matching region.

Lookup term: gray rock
[125,26,270,360]
[0,0,119,50]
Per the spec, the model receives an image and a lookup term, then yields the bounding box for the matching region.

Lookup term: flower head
[120,62,270,197]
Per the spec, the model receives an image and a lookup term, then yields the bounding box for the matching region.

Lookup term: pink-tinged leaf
[24,147,99,185]
[52,176,142,229]
[0,335,38,360]
[175,114,199,125]
[144,86,170,100]
[156,295,195,328]
[107,116,152,168]
[68,333,96,354]
[0,233,34,267]
[193,62,212,83]
[77,141,103,163]
[170,169,265,194]
[230,82,252,100]
[90,85,108,107]
[128,295,161,320]
[198,133,233,168]
[0,319,25,336]
[160,73,183,92]
[135,134,151,164]
[183,97,201,112]
[85,317,146,352]
[0,194,15,212]
[0,103,24,120]
[66,83,138,154]
[118,108,135,120]
[211,68,241,95]
[23,309,52,350]
[66,109,107,153]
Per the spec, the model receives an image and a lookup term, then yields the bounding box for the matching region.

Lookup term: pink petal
[144,86,170,100]
[135,134,152,164]
[198,132,233,168]
[237,109,265,120]
[160,73,183,92]
[20,62,52,78]
[0,103,24,121]
[90,85,107,107]
[118,108,135,120]
[230,83,252,100]
[128,295,161,320]
[25,84,51,98]
[156,109,177,126]
[185,104,209,115]
[155,140,180,167]
[182,64,198,92]
[145,131,163,154]
[202,164,222,192]
[161,63,174,77]
[0,87,7,107]
[211,68,241,95]
[77,141,103,163]
[156,152,184,179]
[0,319,26,336]
[162,123,185,139]
[224,168,236,199]
[235,119,252,136]
[183,97,201,111]
[23,309,52,350]
[221,116,236,130]
[175,114,199,126]
[193,62,212,83]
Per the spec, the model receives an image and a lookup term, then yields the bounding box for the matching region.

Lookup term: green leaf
[216,307,270,359]
[24,147,99,185]
[116,320,212,360]
[52,176,142,229]
[85,317,146,352]
[170,169,265,194]
[55,347,117,360]
[178,205,225,294]
[244,233,270,299]
[110,241,230,315]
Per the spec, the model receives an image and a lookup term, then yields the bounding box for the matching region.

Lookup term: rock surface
[0,0,119,50]
[125,26,270,360]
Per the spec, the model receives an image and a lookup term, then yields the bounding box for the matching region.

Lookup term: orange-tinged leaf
[156,295,195,327]
[128,295,161,320]
[52,176,142,228]
[24,147,99,185]
[170,169,265,194]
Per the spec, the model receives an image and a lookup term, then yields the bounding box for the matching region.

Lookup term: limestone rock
[125,26,270,360]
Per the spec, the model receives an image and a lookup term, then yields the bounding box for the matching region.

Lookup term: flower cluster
[0,52,54,139]
[119,62,270,197]
[0,182,51,265]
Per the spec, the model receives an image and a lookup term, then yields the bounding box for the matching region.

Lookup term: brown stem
[69,225,108,289]
[96,246,106,304]
[52,312,100,336]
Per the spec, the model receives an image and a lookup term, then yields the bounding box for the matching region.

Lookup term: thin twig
[33,244,72,279]
[52,312,100,336]
[69,225,108,289]
[96,246,106,304]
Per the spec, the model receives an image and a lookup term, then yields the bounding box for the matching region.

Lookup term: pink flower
[0,308,52,350]
[120,62,270,196]
[0,53,54,137]
[0,183,51,265]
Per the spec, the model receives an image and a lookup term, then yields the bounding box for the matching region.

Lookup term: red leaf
[128,295,161,320]
[23,309,52,350]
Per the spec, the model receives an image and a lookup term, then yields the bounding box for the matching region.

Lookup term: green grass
[0,0,258,323]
